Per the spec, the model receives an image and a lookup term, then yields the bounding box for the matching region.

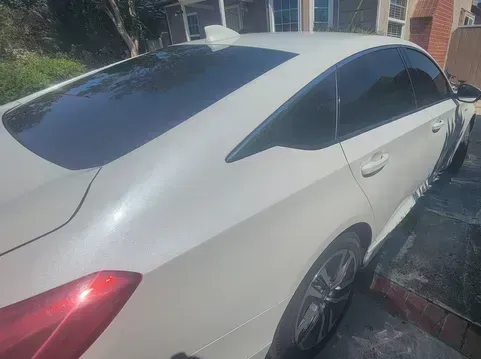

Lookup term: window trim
[226,44,455,162]
[464,13,475,26]
[269,0,301,33]
[186,12,201,39]
[312,0,334,31]
[387,20,404,38]
[387,0,408,38]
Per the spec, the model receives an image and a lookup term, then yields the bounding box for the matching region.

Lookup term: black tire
[267,232,362,359]
[448,125,471,173]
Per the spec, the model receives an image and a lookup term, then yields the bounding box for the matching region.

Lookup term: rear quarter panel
[81,143,374,359]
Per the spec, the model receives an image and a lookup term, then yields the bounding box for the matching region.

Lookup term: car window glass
[337,48,416,137]
[228,71,336,161]
[3,45,297,170]
[403,48,451,107]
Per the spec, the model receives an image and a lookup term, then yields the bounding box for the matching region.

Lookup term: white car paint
[0,30,475,359]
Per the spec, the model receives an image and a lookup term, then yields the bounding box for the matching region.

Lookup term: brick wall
[409,17,432,50]
[409,0,453,68]
[430,0,453,67]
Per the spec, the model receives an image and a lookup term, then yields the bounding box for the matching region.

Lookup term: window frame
[186,13,201,39]
[269,0,301,32]
[226,45,455,162]
[312,0,334,31]
[387,0,408,38]
[387,20,404,38]
[464,14,475,26]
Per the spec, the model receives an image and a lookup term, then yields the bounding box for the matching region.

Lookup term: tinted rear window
[3,45,297,170]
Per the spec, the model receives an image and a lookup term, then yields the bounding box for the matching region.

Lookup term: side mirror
[456,83,481,103]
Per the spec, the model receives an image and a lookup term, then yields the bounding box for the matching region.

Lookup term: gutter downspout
[219,0,227,26]
[180,3,191,41]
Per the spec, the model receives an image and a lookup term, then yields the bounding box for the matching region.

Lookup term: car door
[401,48,458,175]
[337,47,435,239]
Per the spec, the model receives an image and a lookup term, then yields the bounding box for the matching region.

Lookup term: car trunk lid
[0,103,99,255]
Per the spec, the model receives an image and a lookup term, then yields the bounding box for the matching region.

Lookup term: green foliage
[0,3,57,58]
[0,53,85,105]
[0,0,166,104]
[314,24,380,35]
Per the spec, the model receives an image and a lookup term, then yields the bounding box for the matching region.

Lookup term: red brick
[404,292,427,324]
[440,314,468,351]
[385,283,408,320]
[462,325,481,359]
[369,275,391,295]
[419,303,446,336]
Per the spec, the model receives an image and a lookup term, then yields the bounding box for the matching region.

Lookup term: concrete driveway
[316,117,481,359]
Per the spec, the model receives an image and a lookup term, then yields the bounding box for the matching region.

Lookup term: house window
[387,0,407,38]
[187,13,200,39]
[464,14,475,25]
[313,0,330,31]
[387,22,403,37]
[273,0,299,32]
[389,0,407,20]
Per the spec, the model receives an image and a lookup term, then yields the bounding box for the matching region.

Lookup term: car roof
[188,31,418,57]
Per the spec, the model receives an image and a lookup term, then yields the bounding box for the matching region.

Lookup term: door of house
[225,4,243,32]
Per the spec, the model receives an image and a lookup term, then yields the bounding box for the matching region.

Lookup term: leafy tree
[96,0,141,57]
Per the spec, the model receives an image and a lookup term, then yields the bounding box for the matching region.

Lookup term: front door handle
[432,119,445,132]
[361,152,390,177]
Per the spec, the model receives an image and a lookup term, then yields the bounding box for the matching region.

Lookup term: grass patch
[0,53,85,105]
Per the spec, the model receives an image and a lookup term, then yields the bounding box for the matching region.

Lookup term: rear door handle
[361,152,390,177]
[432,119,445,132]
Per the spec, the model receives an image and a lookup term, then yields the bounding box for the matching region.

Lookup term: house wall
[404,0,420,40]
[431,0,453,67]
[333,0,340,27]
[242,0,269,32]
[166,5,187,44]
[452,0,476,30]
[377,0,389,35]
[338,0,378,31]
[409,16,432,49]
[376,0,418,39]
[301,0,310,30]
[185,0,223,38]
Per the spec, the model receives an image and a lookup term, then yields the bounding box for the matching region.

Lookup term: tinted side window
[403,48,451,107]
[338,48,416,137]
[228,71,336,161]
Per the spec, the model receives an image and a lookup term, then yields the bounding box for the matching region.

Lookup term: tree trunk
[103,0,140,57]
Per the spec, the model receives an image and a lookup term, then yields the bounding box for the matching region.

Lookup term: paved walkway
[317,293,466,359]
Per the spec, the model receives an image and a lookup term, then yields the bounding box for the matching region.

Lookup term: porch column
[180,3,191,41]
[219,0,227,26]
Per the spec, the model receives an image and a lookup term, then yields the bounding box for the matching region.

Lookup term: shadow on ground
[370,119,481,325]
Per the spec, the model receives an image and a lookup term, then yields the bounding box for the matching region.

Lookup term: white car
[0,26,479,359]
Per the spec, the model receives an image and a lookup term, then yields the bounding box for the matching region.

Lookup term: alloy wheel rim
[294,248,357,350]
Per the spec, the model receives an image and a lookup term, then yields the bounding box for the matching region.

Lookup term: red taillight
[0,271,142,359]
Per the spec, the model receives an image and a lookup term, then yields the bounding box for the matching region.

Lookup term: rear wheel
[267,232,361,359]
